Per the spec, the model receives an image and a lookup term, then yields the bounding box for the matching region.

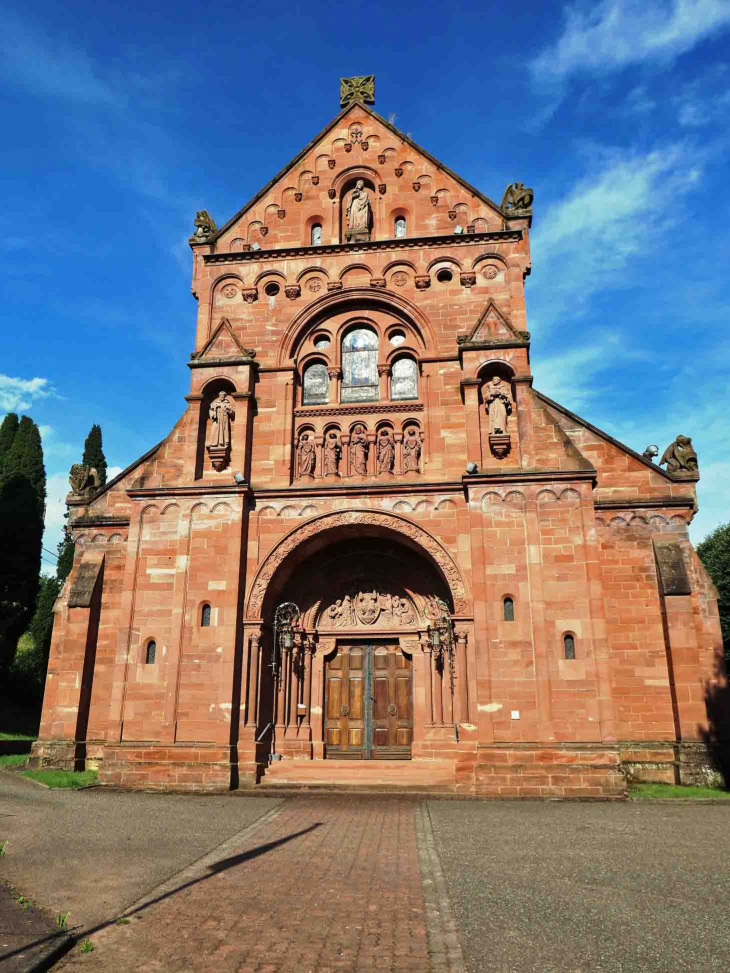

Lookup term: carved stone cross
[340,75,375,107]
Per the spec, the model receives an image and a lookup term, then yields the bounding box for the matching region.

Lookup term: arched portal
[243,510,471,763]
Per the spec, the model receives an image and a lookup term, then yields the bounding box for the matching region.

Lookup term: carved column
[292,435,300,482]
[455,631,469,725]
[314,435,324,478]
[302,637,314,727]
[367,431,377,476]
[420,632,434,725]
[248,631,261,727]
[341,435,350,478]
[394,432,404,476]
[433,651,444,725]
[378,363,390,400]
[461,379,483,469]
[328,367,342,402]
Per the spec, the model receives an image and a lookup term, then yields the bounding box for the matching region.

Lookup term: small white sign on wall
[511,710,520,720]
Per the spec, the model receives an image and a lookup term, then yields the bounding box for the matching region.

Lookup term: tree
[28,574,61,666]
[56,522,75,583]
[0,412,19,468]
[697,521,730,663]
[82,423,107,487]
[0,416,46,670]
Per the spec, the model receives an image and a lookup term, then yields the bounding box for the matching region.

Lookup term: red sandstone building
[33,78,723,796]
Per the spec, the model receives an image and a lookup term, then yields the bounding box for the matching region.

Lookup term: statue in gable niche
[297,432,316,477]
[485,376,512,435]
[346,179,371,232]
[660,435,698,474]
[208,392,234,447]
[377,428,395,473]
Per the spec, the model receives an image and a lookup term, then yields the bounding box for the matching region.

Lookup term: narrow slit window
[311,223,322,245]
[394,216,406,238]
[564,634,575,660]
[201,604,212,627]
[503,597,514,622]
[145,640,157,664]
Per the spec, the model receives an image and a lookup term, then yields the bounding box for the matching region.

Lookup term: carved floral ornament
[246,509,469,618]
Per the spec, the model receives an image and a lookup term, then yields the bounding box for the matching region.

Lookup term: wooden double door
[325,642,413,759]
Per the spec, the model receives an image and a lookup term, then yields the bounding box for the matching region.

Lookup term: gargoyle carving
[660,435,698,474]
[68,464,100,498]
[190,210,217,243]
[500,182,534,215]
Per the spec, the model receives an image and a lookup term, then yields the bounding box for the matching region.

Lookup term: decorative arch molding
[278,288,437,364]
[296,265,331,282]
[471,250,509,271]
[200,374,238,396]
[338,262,374,280]
[245,508,470,618]
[330,165,382,194]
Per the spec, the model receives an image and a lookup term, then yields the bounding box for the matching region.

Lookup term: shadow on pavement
[0,822,321,969]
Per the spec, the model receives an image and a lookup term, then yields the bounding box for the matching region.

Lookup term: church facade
[32,79,723,797]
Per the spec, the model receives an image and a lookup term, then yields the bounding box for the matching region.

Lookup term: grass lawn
[22,769,99,789]
[630,781,730,800]
[0,754,29,770]
[0,697,40,741]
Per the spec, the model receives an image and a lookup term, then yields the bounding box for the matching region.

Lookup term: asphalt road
[428,799,730,973]
[0,772,280,933]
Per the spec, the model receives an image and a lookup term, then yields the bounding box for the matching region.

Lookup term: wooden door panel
[349,677,364,719]
[395,677,410,719]
[326,678,341,719]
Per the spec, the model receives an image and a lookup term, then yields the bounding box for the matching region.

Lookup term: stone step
[260,758,456,788]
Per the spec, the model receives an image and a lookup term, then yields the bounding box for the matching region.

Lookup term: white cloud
[673,64,730,126]
[106,465,123,482]
[528,143,702,331]
[0,375,60,412]
[532,0,730,83]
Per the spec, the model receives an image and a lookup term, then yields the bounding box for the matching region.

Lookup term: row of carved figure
[296,424,423,478]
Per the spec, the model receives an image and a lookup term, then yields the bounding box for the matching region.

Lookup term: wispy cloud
[0,375,61,412]
[38,425,76,460]
[528,142,702,331]
[673,64,730,126]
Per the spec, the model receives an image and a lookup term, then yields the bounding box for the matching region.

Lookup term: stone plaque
[68,558,103,608]
[653,540,691,596]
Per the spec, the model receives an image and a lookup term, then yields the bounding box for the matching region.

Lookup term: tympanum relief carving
[322,583,417,629]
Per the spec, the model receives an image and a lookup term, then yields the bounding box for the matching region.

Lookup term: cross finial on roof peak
[340,75,375,108]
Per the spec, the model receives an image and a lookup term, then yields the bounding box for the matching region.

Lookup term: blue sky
[3,0,729,568]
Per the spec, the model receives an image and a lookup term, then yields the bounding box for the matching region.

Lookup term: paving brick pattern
[58,796,455,973]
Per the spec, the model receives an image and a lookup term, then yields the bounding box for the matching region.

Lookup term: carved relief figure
[377,429,395,473]
[403,427,421,472]
[297,432,316,477]
[356,589,380,625]
[190,210,217,242]
[321,584,417,628]
[346,180,371,231]
[68,464,100,498]
[208,392,234,447]
[351,424,369,475]
[485,376,512,434]
[660,435,699,473]
[323,431,340,475]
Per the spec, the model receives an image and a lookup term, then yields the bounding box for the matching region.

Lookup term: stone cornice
[187,357,258,370]
[203,230,522,266]
[463,468,597,487]
[251,480,464,501]
[126,483,251,500]
[594,497,696,510]
[294,402,423,418]
[71,515,131,528]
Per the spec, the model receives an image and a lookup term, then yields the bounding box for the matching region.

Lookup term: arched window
[145,640,157,665]
[201,604,212,627]
[503,597,514,622]
[311,223,322,245]
[302,362,329,405]
[564,634,576,660]
[394,216,406,239]
[390,357,418,401]
[341,328,379,403]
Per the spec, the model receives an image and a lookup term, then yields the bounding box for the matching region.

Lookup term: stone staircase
[256,758,458,794]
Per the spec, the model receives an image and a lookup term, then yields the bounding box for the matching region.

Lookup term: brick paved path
[57,796,465,973]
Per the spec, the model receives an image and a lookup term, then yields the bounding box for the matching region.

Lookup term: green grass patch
[0,754,28,770]
[630,781,730,800]
[22,769,98,789]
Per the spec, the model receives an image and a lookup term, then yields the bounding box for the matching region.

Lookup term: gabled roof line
[533,390,678,481]
[210,100,505,244]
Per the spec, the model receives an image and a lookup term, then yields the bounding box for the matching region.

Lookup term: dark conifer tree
[0,413,19,470]
[56,522,75,583]
[0,416,46,669]
[82,423,107,487]
[28,574,61,665]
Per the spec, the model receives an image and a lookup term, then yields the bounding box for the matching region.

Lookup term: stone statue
[297,433,316,477]
[660,435,698,474]
[346,180,371,232]
[403,427,421,473]
[485,376,512,434]
[68,464,100,498]
[500,182,533,214]
[377,429,395,473]
[190,210,217,243]
[208,392,234,447]
[323,431,340,475]
[351,424,369,475]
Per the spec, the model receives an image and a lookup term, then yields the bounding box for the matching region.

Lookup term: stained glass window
[341,328,378,403]
[146,640,157,664]
[504,597,514,622]
[201,604,211,627]
[564,634,576,660]
[390,357,418,401]
[302,363,329,405]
